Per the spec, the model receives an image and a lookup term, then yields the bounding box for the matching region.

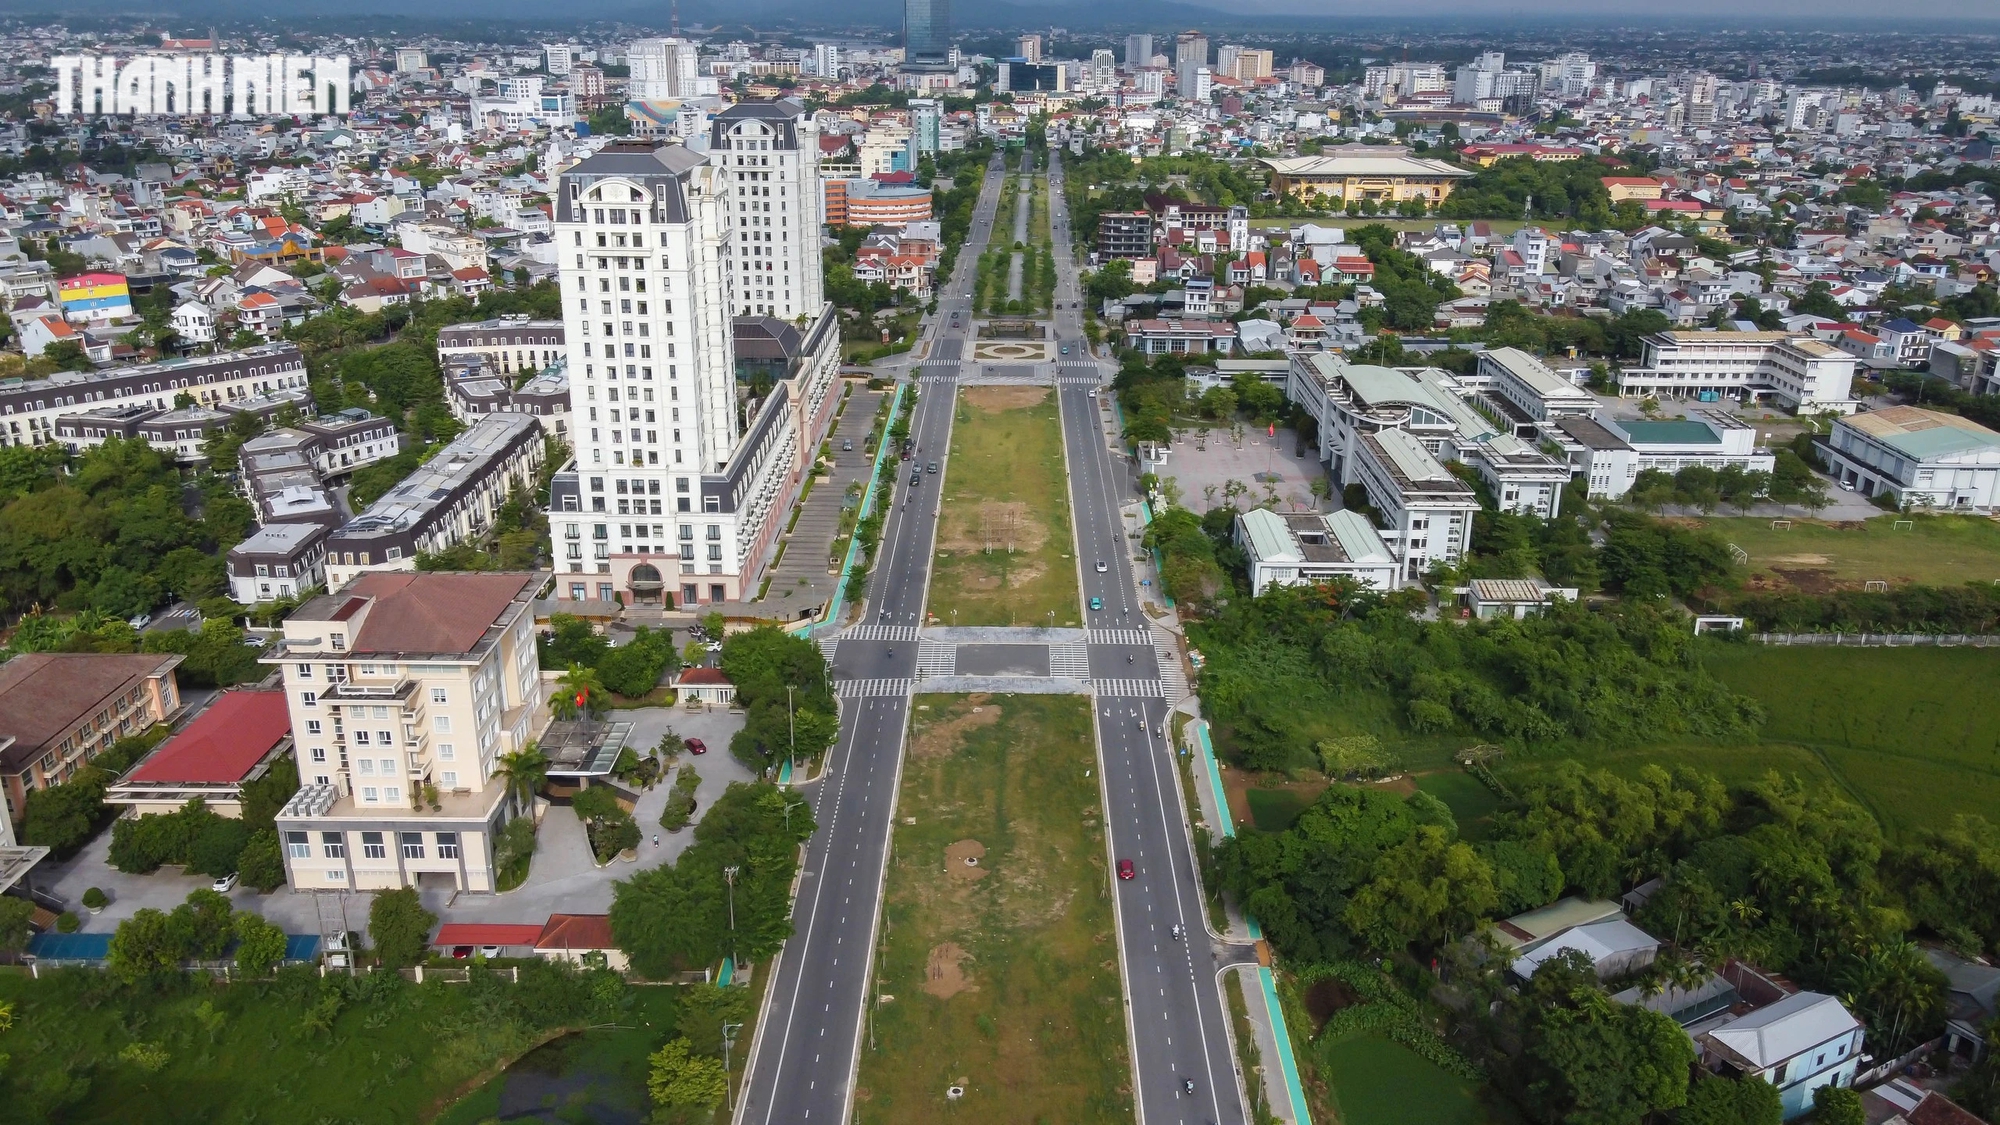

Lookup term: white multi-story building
[544,43,575,75]
[1824,405,2000,511]
[270,571,550,894]
[1616,331,1859,414]
[548,137,812,609]
[711,99,825,320]
[630,37,700,101]
[812,44,842,79]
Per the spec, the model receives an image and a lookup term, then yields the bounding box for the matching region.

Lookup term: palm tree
[494,742,550,813]
[550,663,608,720]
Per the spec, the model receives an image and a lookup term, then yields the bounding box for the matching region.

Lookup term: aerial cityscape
[0,3,1997,1125]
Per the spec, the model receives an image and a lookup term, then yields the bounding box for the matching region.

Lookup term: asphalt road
[1050,151,1251,1125]
[735,153,1008,1125]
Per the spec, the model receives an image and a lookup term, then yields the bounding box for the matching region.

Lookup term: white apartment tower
[558,141,738,479]
[550,133,814,609]
[629,37,700,101]
[711,99,825,321]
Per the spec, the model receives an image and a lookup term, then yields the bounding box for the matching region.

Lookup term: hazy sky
[1205,0,2000,20]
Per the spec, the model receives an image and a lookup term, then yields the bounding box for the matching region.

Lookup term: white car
[1095,560,1108,573]
[211,872,239,893]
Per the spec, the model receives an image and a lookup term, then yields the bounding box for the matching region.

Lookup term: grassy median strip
[856,694,1129,1124]
[928,386,1081,627]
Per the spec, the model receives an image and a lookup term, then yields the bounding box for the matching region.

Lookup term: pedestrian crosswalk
[835,678,914,699]
[817,638,839,663]
[1152,629,1191,705]
[1087,628,1152,646]
[916,642,956,678]
[1049,643,1090,679]
[840,625,919,642]
[1092,678,1164,699]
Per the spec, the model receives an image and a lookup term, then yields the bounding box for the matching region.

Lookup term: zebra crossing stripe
[1092,679,1164,698]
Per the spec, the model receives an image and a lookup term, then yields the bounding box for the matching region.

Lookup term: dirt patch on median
[924,942,974,998]
[962,385,1049,411]
[910,696,1001,759]
[945,838,988,881]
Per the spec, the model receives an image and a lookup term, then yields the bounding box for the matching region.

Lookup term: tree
[173,888,236,960]
[107,908,191,983]
[1681,1075,1782,1125]
[1342,825,1498,952]
[551,663,608,719]
[0,894,34,953]
[367,887,436,969]
[647,1037,728,1113]
[1810,1085,1864,1125]
[232,910,289,976]
[237,828,288,891]
[1517,953,1694,1125]
[495,743,551,810]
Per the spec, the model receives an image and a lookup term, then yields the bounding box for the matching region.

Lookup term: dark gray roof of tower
[710,98,805,149]
[556,141,709,223]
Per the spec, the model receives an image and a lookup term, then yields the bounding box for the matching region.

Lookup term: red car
[686,738,707,755]
[1117,859,1135,881]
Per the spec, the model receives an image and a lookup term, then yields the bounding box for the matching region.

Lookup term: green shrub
[55,911,80,933]
[81,887,108,910]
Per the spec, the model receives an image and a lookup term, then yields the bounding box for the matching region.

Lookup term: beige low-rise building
[269,571,552,893]
[0,653,182,845]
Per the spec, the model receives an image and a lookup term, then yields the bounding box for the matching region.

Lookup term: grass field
[1702,644,2000,835]
[1246,788,1313,832]
[928,386,1081,627]
[1694,513,2000,591]
[1316,1035,1489,1125]
[856,694,1129,1125]
[1414,771,1502,840]
[0,967,682,1125]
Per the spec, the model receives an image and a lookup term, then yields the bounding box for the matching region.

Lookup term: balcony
[323,679,420,704]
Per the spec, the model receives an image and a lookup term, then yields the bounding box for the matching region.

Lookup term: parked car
[1117,859,1135,880]
[842,439,853,451]
[127,613,152,631]
[211,872,239,894]
[686,737,708,755]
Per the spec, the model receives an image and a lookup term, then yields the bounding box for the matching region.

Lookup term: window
[442,770,459,788]
[433,716,452,733]
[379,758,396,775]
[361,832,386,858]
[322,832,346,858]
[324,869,345,882]
[437,832,460,859]
[438,743,455,760]
[295,662,313,678]
[400,832,425,859]
[286,831,310,859]
[310,747,326,763]
[301,690,318,707]
[305,719,321,735]
[431,687,448,704]
[362,786,379,802]
[384,786,401,803]
[355,731,372,747]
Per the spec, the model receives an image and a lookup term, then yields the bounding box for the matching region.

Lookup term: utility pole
[722,1019,744,1111]
[723,864,740,959]
[786,683,797,783]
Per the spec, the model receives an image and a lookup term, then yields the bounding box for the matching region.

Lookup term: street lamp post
[786,683,796,784]
[722,1019,744,1112]
[723,864,740,949]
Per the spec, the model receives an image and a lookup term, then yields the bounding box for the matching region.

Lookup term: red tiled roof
[677,667,732,685]
[344,572,538,655]
[433,923,545,947]
[128,690,290,784]
[537,913,615,951]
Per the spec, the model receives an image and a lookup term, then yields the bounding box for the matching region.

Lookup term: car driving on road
[1089,596,1102,610]
[1117,858,1134,880]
